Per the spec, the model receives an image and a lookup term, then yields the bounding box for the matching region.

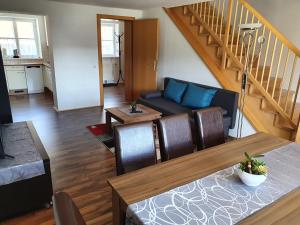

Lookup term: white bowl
[237,169,267,187]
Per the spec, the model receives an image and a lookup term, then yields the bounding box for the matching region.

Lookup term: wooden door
[132,19,159,100]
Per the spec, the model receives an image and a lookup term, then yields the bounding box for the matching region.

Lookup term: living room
[1,0,300,224]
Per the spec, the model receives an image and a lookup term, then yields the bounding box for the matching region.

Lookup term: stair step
[222,34,240,44]
[260,96,292,114]
[260,98,277,114]
[208,35,221,46]
[197,5,215,15]
[249,88,295,116]
[217,44,249,59]
[261,79,282,93]
[252,66,271,81]
[249,77,282,96]
[237,55,259,66]
[204,15,224,25]
[183,6,193,16]
[211,25,229,34]
[190,15,198,25]
[226,54,260,71]
[274,114,295,131]
[198,25,208,35]
[198,32,210,37]
[226,57,243,71]
[185,4,215,17]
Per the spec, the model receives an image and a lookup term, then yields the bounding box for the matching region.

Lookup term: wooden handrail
[239,0,300,57]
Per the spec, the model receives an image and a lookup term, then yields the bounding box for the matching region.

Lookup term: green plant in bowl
[238,152,268,186]
[239,152,268,175]
[130,101,137,113]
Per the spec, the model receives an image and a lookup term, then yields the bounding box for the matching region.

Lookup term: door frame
[96,14,135,107]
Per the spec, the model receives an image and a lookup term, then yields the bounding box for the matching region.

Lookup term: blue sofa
[138,77,239,136]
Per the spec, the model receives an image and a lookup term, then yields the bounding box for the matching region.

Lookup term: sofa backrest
[164,77,239,129]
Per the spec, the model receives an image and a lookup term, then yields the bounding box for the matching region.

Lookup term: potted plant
[238,152,268,187]
[130,101,137,113]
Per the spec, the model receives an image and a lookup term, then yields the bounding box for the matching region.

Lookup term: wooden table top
[108,133,300,224]
[105,104,161,124]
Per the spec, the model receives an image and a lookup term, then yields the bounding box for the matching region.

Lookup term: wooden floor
[104,84,127,108]
[2,85,127,225]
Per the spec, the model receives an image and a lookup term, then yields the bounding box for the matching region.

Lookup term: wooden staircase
[164,0,300,142]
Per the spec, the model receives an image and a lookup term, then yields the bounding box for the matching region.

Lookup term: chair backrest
[115,121,157,175]
[53,192,86,225]
[157,114,194,161]
[194,107,225,150]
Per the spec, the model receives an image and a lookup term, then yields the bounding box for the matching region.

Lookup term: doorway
[100,18,126,107]
[97,14,134,108]
[97,14,159,107]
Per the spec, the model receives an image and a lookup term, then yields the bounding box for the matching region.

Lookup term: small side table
[105,104,162,132]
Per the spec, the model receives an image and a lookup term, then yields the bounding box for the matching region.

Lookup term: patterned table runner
[126,143,300,225]
[0,122,45,186]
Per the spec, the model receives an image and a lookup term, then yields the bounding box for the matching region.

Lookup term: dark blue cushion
[164,79,188,103]
[181,84,217,109]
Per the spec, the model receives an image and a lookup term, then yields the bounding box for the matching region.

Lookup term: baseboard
[54,105,102,113]
[104,83,118,87]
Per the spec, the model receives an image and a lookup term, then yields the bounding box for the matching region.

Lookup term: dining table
[107,132,300,225]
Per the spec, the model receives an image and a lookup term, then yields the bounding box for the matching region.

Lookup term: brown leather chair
[157,114,194,162]
[53,192,86,225]
[194,107,225,150]
[115,121,157,175]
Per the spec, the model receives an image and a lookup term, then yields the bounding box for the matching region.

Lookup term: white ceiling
[47,0,203,10]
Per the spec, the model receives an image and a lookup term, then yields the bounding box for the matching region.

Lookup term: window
[101,20,119,58]
[0,17,41,58]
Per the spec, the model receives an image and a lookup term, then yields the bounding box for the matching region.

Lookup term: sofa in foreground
[138,77,239,137]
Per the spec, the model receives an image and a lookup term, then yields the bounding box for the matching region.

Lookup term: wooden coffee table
[105,104,162,132]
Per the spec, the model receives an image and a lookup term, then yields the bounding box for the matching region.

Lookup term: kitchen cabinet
[5,66,28,94]
[4,65,45,95]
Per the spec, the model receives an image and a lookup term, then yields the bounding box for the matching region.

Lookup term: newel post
[222,0,234,69]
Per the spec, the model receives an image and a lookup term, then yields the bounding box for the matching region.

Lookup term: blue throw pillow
[181,84,217,109]
[164,79,188,103]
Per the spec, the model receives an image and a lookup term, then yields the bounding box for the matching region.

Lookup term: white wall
[248,0,300,49]
[0,0,142,111]
[143,7,256,137]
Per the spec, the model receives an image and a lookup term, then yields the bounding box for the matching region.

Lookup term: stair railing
[187,0,300,132]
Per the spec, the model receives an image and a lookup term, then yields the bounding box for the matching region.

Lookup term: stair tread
[261,97,293,114]
[274,113,297,131]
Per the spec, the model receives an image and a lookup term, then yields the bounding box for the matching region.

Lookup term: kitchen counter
[3,59,51,68]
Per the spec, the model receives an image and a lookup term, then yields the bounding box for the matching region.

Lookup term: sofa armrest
[141,91,163,99]
[211,90,239,129]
